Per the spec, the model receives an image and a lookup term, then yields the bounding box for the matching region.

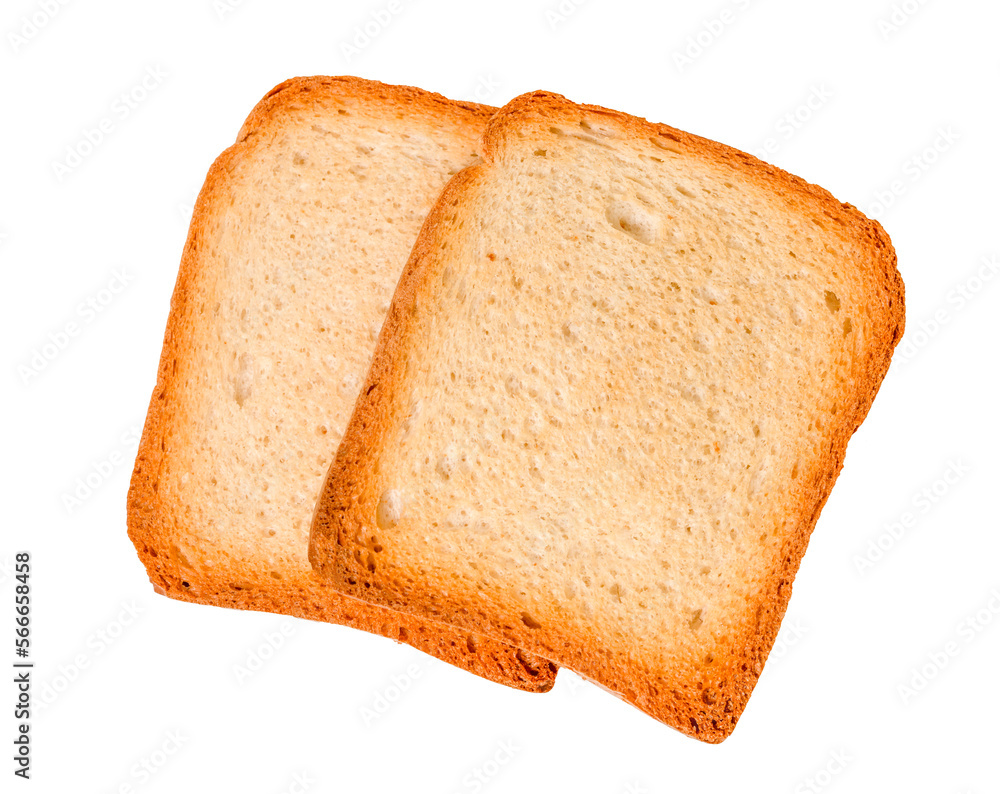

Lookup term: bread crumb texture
[312,91,904,740]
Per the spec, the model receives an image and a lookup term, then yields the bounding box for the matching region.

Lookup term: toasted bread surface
[310,90,904,739]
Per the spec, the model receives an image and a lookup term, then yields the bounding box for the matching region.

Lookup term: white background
[3,0,999,791]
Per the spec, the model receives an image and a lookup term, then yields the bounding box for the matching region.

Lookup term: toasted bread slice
[310,90,904,738]
[127,77,556,692]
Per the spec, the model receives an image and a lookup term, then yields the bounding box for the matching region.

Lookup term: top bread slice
[310,90,905,740]
[126,77,556,692]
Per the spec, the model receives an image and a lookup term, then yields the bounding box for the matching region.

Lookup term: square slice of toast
[127,77,556,692]
[309,90,904,739]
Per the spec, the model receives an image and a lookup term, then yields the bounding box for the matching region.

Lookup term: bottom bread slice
[126,76,556,692]
[309,91,905,738]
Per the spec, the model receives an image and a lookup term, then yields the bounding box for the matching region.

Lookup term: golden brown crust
[125,76,556,693]
[310,90,904,739]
